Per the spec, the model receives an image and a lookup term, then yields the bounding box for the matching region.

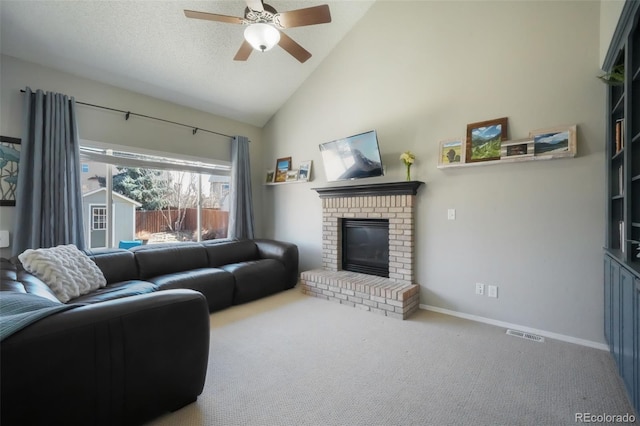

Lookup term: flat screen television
[319,130,384,182]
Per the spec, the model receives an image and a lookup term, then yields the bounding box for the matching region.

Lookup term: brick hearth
[300,181,423,320]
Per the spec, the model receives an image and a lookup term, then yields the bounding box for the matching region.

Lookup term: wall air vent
[506,329,545,343]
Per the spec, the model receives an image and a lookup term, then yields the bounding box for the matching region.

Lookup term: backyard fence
[136,208,228,238]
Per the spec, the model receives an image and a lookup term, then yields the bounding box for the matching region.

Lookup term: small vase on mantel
[400,151,416,182]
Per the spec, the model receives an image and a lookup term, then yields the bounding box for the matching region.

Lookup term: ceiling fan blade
[278,31,312,63]
[234,40,253,61]
[245,0,264,12]
[275,5,331,28]
[184,10,244,25]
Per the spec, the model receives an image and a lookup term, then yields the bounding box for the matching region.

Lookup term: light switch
[0,230,9,248]
[447,209,456,220]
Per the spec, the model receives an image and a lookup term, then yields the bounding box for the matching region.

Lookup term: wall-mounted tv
[319,130,384,182]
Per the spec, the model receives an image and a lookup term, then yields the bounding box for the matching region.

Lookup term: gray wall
[600,0,625,67]
[261,1,606,344]
[0,54,264,257]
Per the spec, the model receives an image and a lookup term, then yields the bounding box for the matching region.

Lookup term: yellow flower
[400,151,415,165]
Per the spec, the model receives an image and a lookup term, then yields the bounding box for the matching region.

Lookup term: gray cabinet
[604,1,640,415]
[604,254,638,413]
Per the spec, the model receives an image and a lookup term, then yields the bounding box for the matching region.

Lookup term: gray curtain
[12,87,85,255]
[228,136,255,240]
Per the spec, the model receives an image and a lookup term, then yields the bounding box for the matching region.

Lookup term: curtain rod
[20,89,234,139]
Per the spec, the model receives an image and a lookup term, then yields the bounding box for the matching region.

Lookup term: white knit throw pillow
[18,244,107,303]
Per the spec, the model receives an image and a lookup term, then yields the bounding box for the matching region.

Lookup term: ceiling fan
[184,0,332,64]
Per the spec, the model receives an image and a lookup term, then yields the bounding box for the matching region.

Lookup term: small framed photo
[466,117,508,163]
[501,138,534,159]
[274,156,292,183]
[438,139,465,166]
[265,170,275,183]
[298,160,312,181]
[286,169,299,182]
[529,125,577,158]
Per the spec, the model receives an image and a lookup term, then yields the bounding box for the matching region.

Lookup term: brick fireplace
[300,181,423,319]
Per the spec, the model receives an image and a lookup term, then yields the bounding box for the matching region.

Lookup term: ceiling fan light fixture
[244,23,280,52]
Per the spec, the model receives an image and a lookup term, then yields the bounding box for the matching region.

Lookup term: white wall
[262,1,606,344]
[0,54,264,257]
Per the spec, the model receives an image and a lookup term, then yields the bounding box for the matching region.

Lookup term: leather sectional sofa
[0,238,298,426]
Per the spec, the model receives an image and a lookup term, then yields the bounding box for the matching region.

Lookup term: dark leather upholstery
[222,259,288,304]
[133,243,209,278]
[255,238,299,289]
[1,290,209,426]
[148,267,235,312]
[85,248,139,284]
[1,238,298,425]
[202,239,259,267]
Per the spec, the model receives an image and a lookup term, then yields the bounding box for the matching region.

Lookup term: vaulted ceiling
[0,1,374,127]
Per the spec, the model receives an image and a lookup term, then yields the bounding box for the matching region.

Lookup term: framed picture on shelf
[466,117,508,163]
[437,139,465,166]
[529,124,577,158]
[286,169,299,182]
[0,136,21,206]
[274,156,292,183]
[265,170,275,183]
[500,138,534,159]
[298,160,312,181]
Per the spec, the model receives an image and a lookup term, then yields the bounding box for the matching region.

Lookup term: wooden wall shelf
[264,180,310,186]
[437,152,575,169]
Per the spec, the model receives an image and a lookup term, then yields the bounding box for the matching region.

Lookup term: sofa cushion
[72,281,158,304]
[203,240,259,268]
[147,268,235,312]
[133,244,208,279]
[222,259,287,305]
[85,249,139,284]
[18,245,107,303]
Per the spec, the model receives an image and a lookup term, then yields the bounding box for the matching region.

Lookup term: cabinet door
[635,279,640,410]
[620,267,635,400]
[613,261,622,366]
[605,256,613,346]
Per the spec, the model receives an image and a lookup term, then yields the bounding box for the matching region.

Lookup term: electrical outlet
[475,283,484,295]
[488,285,498,298]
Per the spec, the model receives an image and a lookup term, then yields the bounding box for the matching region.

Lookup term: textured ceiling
[0,1,374,127]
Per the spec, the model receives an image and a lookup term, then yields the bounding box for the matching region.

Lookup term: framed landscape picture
[0,136,21,206]
[286,169,299,182]
[298,160,312,181]
[274,156,292,183]
[529,125,577,158]
[466,117,508,163]
[438,139,465,167]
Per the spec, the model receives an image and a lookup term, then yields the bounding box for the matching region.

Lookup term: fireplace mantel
[312,181,424,198]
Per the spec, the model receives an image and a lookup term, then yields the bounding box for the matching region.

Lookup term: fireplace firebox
[341,218,389,278]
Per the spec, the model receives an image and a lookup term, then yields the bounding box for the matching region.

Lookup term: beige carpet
[147,288,638,426]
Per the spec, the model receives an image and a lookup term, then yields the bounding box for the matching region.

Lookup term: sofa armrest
[1,290,210,426]
[254,239,299,289]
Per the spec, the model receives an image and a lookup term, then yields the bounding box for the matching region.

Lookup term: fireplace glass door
[341,218,389,277]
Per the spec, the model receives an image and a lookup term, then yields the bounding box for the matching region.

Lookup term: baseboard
[420,304,609,351]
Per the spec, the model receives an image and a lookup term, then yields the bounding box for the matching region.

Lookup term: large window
[79,145,231,249]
